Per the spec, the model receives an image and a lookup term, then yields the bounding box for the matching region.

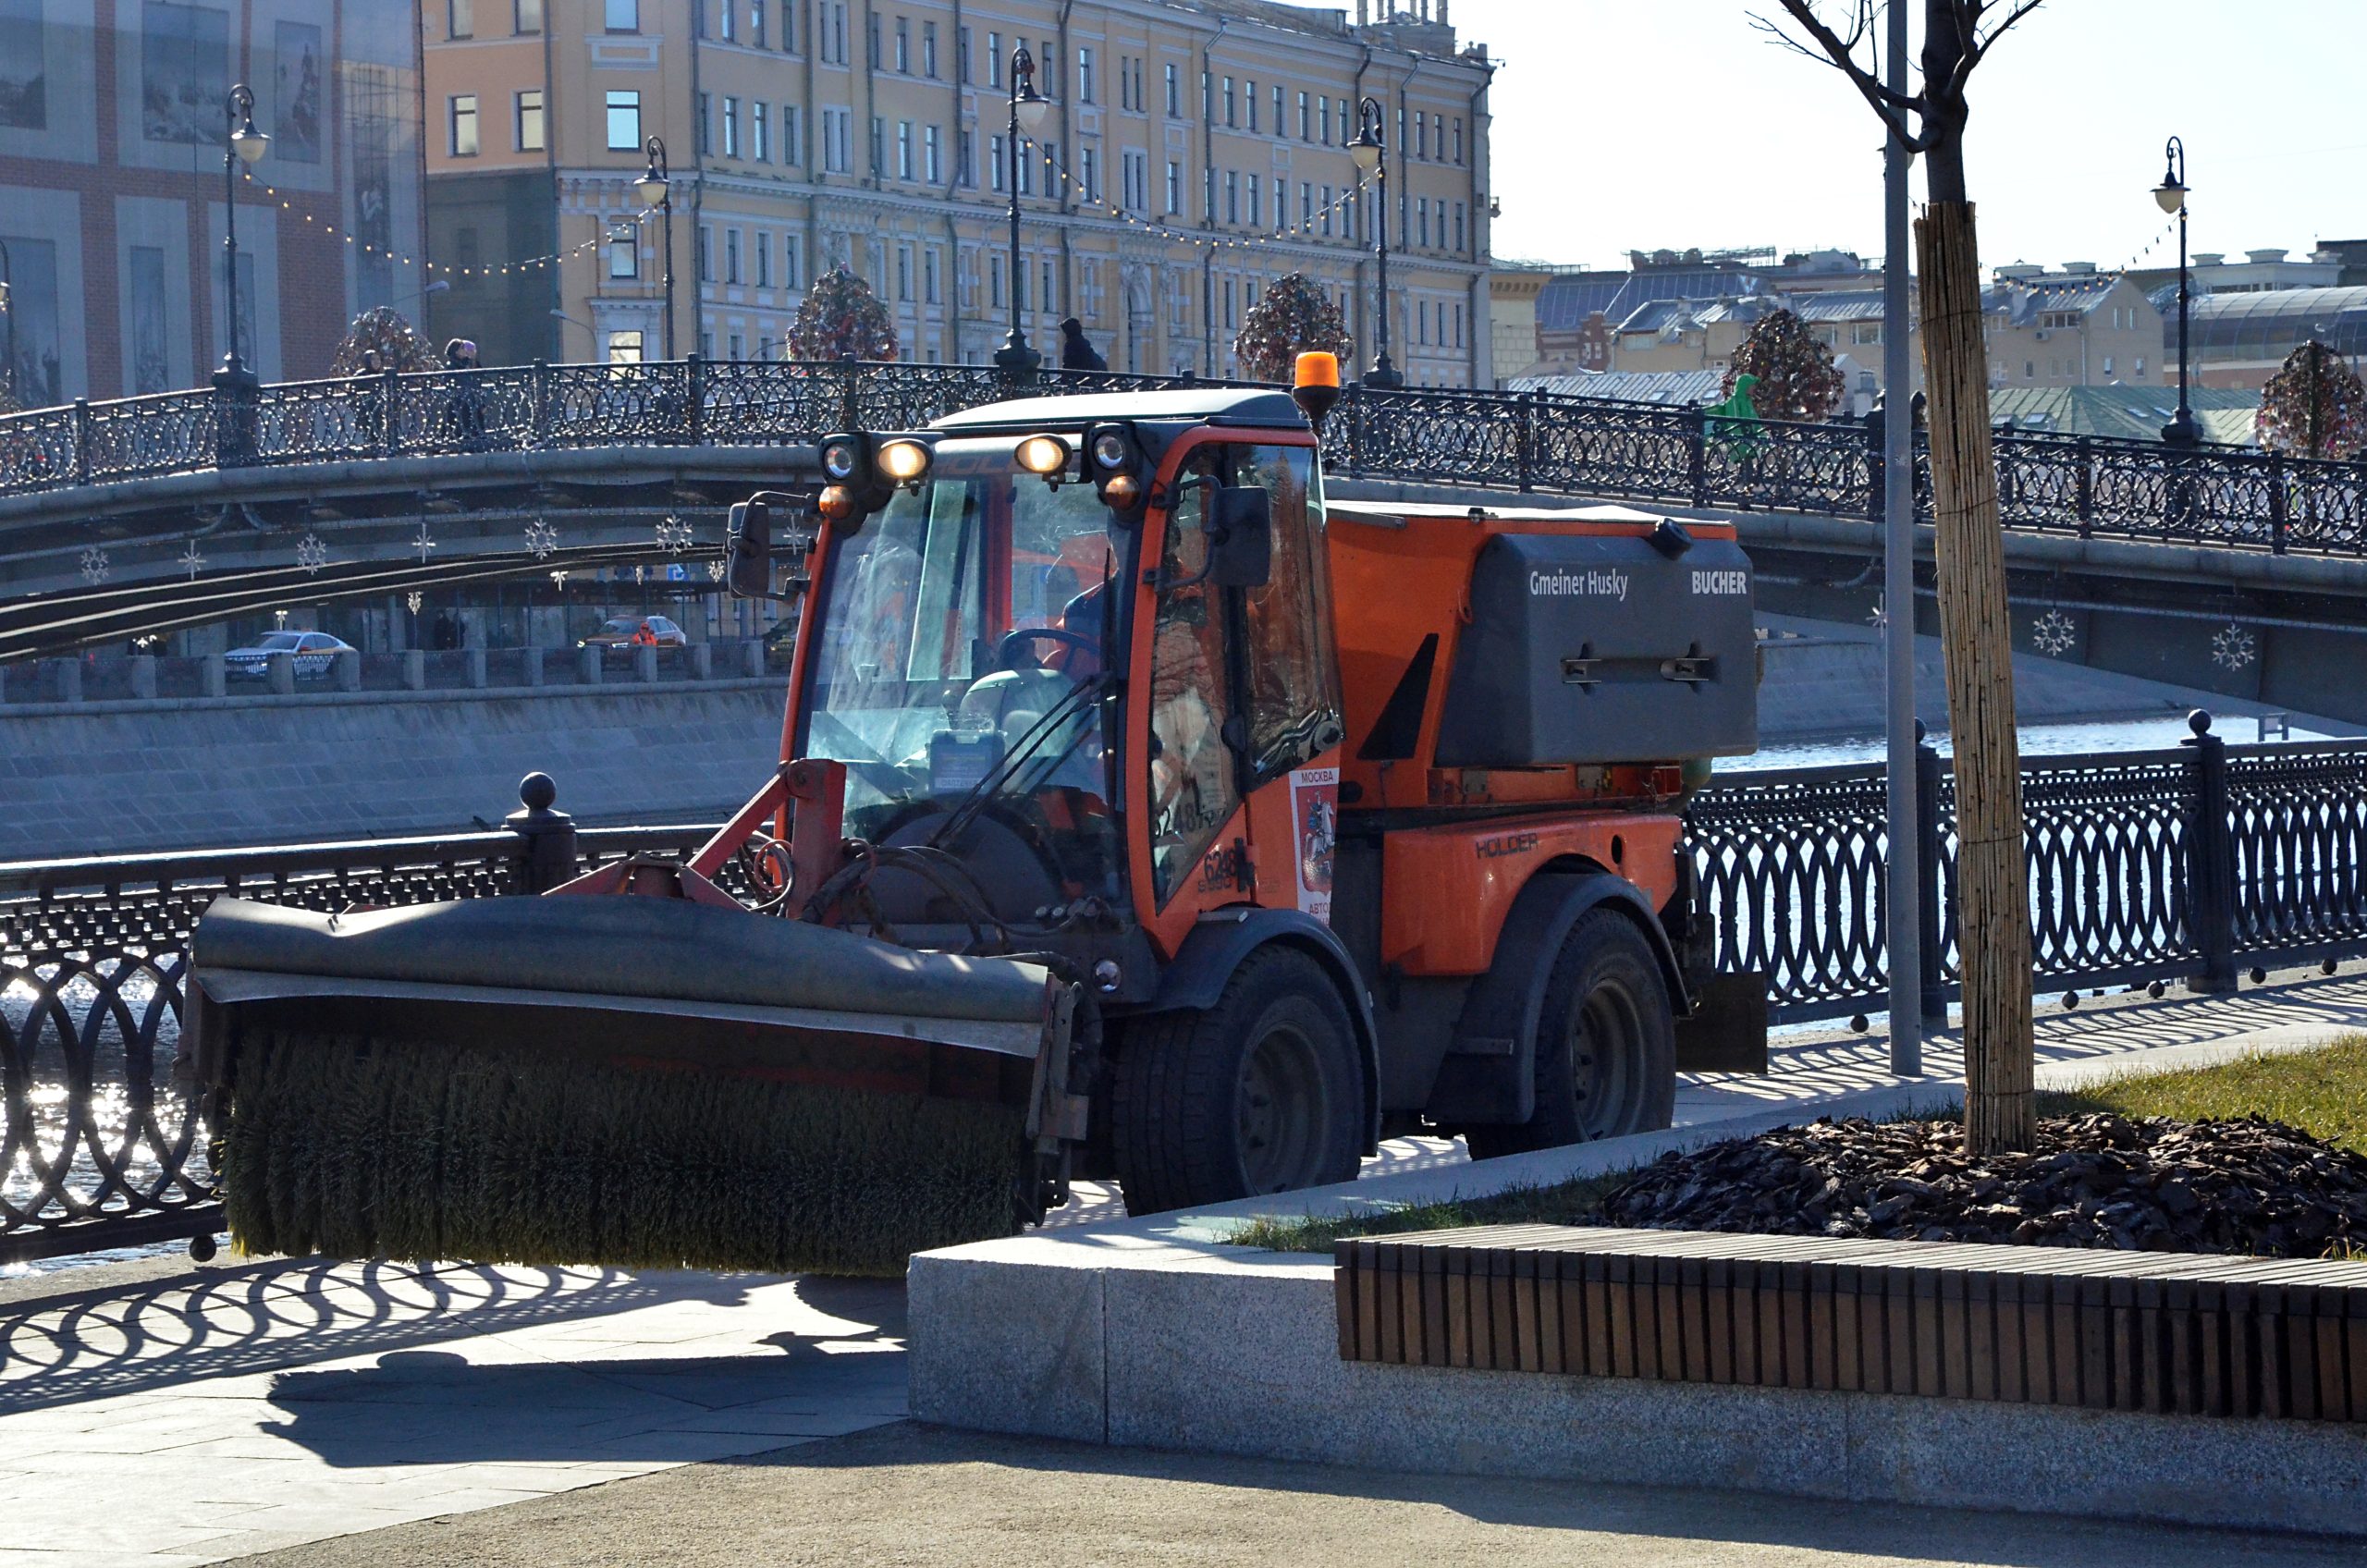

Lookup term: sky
[1448,0,2367,276]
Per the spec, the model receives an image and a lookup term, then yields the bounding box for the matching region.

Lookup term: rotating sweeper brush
[189,879,1089,1277]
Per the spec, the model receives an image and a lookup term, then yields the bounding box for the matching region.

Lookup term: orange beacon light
[1293,351,1342,429]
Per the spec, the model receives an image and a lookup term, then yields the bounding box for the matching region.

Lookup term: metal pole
[0,237,15,406]
[1882,0,1922,1072]
[993,46,1040,375]
[661,193,676,360]
[1355,97,1400,389]
[223,88,246,375]
[2159,137,2196,447]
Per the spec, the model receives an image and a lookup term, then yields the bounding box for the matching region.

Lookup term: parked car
[762,618,799,670]
[578,615,689,655]
[225,631,353,682]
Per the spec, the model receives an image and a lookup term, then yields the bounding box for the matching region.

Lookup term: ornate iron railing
[10,718,2365,1261]
[6,359,2363,557]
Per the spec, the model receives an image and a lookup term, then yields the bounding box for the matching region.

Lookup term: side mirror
[1207,484,1272,588]
[726,489,812,600]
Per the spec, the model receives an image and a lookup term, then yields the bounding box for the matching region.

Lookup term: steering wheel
[995,625,1098,670]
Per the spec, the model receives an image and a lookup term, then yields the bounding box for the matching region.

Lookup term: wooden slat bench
[1336,1225,2367,1422]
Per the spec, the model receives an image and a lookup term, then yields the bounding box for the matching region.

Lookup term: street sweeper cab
[186,355,1764,1274]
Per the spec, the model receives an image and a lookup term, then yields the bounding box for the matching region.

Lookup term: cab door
[1133,433,1343,954]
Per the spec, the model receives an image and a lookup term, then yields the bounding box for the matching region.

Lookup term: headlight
[877,439,932,484]
[818,484,860,521]
[1100,472,1142,509]
[1014,434,1071,476]
[1090,431,1130,471]
[820,438,863,482]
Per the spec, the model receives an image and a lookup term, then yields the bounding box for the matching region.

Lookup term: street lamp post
[1346,98,1401,389]
[995,44,1052,378]
[2153,137,2197,447]
[633,138,675,360]
[218,83,271,384]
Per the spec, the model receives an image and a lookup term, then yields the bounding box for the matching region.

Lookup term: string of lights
[1020,141,1377,254]
[237,166,655,279]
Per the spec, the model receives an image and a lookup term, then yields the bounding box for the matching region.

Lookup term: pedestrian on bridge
[1061,318,1107,373]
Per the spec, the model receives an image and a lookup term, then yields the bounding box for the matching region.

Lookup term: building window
[1297,90,1310,141]
[989,133,1006,191]
[959,129,975,187]
[869,115,884,175]
[448,94,479,156]
[448,0,472,39]
[516,89,545,152]
[1273,85,1284,139]
[2103,355,2114,376]
[605,0,636,31]
[726,229,742,284]
[820,1,848,63]
[1417,197,1429,248]
[754,102,768,160]
[1246,172,1259,227]
[958,25,972,81]
[699,227,714,281]
[894,15,908,72]
[1078,45,1093,104]
[897,245,912,301]
[1224,169,1238,224]
[784,104,803,165]
[1319,184,1332,237]
[1077,143,1095,202]
[606,92,642,150]
[1335,97,1348,144]
[607,236,637,278]
[987,31,1002,87]
[514,0,541,32]
[1300,181,1312,227]
[1453,117,1464,164]
[896,120,913,179]
[1122,149,1147,212]
[1164,62,1178,116]
[1453,202,1465,253]
[925,124,941,183]
[1222,76,1235,128]
[924,19,938,76]
[723,97,741,158]
[1165,160,1181,214]
[1223,276,1236,328]
[606,328,644,363]
[925,247,940,303]
[696,92,711,154]
[756,231,771,288]
[867,9,881,67]
[990,255,1005,309]
[2135,357,2146,377]
[718,0,733,40]
[749,0,765,45]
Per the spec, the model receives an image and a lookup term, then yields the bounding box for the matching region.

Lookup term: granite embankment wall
[0,681,790,861]
[2,620,2328,861]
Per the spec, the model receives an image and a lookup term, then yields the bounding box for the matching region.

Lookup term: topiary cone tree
[327,306,438,375]
[2257,340,2367,462]
[1723,308,1846,423]
[1233,273,1353,385]
[788,263,900,362]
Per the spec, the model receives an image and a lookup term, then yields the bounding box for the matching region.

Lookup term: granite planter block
[909,1253,1107,1442]
[634,644,657,683]
[577,646,602,686]
[335,650,362,692]
[128,655,155,699]
[689,643,712,680]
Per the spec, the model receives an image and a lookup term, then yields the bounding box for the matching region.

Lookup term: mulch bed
[1599,1113,2367,1259]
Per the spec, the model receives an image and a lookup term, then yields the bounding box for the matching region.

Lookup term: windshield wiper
[926,668,1114,853]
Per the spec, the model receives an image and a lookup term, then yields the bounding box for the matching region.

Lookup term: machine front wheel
[1110,947,1365,1215]
[1466,909,1675,1159]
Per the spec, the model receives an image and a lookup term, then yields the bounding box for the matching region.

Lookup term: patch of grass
[1232,1037,2367,1256]
[2035,1036,2367,1151]
[1227,1169,1633,1255]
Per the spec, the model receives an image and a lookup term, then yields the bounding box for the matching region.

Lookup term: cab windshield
[801,435,1134,914]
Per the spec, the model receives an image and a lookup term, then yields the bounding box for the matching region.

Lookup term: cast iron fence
[8,716,2365,1263]
[5,359,2365,556]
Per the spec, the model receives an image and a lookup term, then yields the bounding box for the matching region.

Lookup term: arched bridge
[6,358,2367,676]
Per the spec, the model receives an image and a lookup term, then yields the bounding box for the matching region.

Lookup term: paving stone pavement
[5,967,2364,1565]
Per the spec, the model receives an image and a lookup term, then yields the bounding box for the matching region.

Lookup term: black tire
[1110,947,1366,1214]
[1466,909,1675,1160]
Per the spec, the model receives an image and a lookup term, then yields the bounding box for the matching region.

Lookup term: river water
[1733,713,2340,772]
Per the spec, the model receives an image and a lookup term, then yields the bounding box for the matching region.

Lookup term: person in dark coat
[1060,317,1107,372]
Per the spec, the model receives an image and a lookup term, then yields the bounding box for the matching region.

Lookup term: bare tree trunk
[1916,199,2035,1154]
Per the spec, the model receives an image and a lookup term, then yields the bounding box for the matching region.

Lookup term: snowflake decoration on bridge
[549,570,569,588]
[406,590,424,615]
[178,539,208,581]
[2030,608,2078,657]
[1867,596,1888,631]
[706,557,727,582]
[411,521,438,565]
[656,515,694,554]
[524,520,560,560]
[79,546,109,586]
[295,533,330,574]
[2212,622,2258,672]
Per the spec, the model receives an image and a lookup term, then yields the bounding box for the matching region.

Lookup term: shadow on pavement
[0,1256,757,1415]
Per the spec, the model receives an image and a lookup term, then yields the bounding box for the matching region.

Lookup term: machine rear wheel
[1466,910,1674,1159]
[1110,948,1365,1215]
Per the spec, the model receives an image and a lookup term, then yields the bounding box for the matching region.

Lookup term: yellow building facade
[423,0,1496,384]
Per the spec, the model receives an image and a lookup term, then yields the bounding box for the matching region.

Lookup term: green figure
[1705,372,1763,458]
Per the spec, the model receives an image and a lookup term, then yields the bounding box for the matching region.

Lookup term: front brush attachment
[190,895,1080,1276]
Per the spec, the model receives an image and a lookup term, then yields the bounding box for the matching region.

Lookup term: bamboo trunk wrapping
[1915,202,2035,1153]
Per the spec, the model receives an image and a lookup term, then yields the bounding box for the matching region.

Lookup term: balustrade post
[2268,451,2288,555]
[1687,406,1710,509]
[71,398,91,486]
[1863,407,1884,523]
[682,352,705,446]
[2180,709,2239,993]
[504,772,578,893]
[381,365,401,459]
[531,359,552,448]
[1345,384,1366,479]
[211,372,260,469]
[2074,437,2094,538]
[1914,720,1948,1027]
[1515,391,1536,494]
